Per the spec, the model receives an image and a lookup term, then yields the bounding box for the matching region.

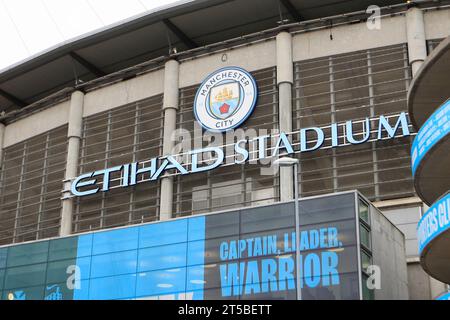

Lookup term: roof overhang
[408,36,450,129]
[0,0,407,119]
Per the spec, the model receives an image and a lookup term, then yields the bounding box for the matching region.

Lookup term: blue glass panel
[190,288,239,300]
[4,263,47,289]
[0,269,4,291]
[135,268,186,298]
[48,237,78,261]
[138,243,187,272]
[0,248,7,269]
[186,265,205,292]
[2,286,45,300]
[91,250,137,278]
[46,257,91,283]
[42,280,90,300]
[92,227,138,255]
[6,241,49,267]
[73,280,90,300]
[89,274,137,300]
[188,216,205,241]
[187,240,205,266]
[139,219,188,248]
[77,234,93,257]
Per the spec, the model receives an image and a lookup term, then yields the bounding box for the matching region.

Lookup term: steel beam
[280,0,302,22]
[70,52,106,77]
[163,19,198,49]
[0,88,27,108]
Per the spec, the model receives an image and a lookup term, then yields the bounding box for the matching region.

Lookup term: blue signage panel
[0,193,360,300]
[437,292,450,300]
[417,193,450,255]
[411,99,450,175]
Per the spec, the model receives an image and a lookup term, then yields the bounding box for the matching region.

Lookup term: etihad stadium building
[0,0,449,300]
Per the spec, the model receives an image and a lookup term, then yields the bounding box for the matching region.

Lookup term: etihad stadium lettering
[71,112,410,197]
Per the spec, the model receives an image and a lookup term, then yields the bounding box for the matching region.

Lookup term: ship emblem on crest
[194,67,258,132]
[209,82,241,120]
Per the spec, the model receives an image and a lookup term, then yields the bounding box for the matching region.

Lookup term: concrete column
[160,60,180,221]
[60,90,85,236]
[0,123,5,169]
[406,7,427,77]
[276,31,295,201]
[429,276,447,299]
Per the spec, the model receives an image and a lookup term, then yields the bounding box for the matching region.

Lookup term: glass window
[362,274,375,300]
[299,272,361,300]
[187,216,206,242]
[186,265,208,292]
[0,248,6,269]
[92,227,139,255]
[203,211,240,239]
[46,257,91,284]
[42,280,90,300]
[240,202,295,234]
[361,250,372,274]
[77,234,93,258]
[3,285,45,300]
[89,274,137,300]
[47,234,92,259]
[138,243,187,272]
[298,193,357,225]
[0,269,4,291]
[91,250,137,278]
[6,241,49,267]
[139,219,188,248]
[48,237,79,261]
[4,263,47,290]
[360,224,371,250]
[359,200,370,225]
[187,236,240,266]
[135,268,186,298]
[73,280,90,300]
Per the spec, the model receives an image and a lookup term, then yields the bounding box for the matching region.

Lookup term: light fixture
[273,157,299,167]
[190,280,207,285]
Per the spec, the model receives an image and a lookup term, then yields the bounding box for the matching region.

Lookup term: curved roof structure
[0,0,406,118]
[409,35,450,285]
[408,36,450,129]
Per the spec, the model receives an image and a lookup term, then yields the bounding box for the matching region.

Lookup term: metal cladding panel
[75,22,172,74]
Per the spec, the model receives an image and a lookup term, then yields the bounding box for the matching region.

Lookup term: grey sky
[0,0,179,70]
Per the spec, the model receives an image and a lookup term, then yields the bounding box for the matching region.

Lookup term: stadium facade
[0,0,449,300]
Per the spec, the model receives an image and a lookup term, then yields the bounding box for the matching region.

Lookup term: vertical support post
[406,7,427,77]
[329,57,338,193]
[60,90,85,236]
[160,59,180,221]
[276,31,295,201]
[0,122,5,169]
[293,163,302,300]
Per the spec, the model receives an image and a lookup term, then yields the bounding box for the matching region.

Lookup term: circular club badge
[193,67,258,132]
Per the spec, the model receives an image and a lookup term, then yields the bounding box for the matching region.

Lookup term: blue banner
[437,292,450,300]
[417,193,450,255]
[411,99,450,175]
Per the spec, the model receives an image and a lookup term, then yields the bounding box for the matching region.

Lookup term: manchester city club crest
[193,67,258,132]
